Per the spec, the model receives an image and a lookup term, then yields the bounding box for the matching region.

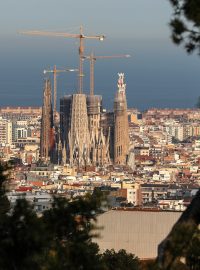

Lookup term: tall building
[40,79,55,162]
[60,93,111,167]
[114,73,129,164]
[87,95,102,137]
[68,94,90,166]
[59,73,130,167]
[60,94,90,166]
[0,118,12,145]
[87,95,110,166]
[60,95,72,163]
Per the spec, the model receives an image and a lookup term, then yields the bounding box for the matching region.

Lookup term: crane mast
[20,26,105,94]
[82,53,130,95]
[53,66,56,120]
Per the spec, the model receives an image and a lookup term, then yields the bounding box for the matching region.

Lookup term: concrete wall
[94,210,181,259]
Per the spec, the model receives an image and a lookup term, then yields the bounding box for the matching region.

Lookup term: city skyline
[1,1,200,109]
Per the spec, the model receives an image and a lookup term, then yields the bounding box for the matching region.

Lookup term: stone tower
[87,95,110,165]
[114,73,129,164]
[87,95,102,139]
[60,93,111,167]
[40,79,55,162]
[68,94,91,167]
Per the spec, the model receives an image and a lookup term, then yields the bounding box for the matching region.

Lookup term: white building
[0,118,12,145]
[15,127,28,139]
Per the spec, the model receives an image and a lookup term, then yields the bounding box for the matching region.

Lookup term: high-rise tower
[87,95,102,137]
[87,95,110,165]
[60,94,90,166]
[40,79,55,162]
[114,73,129,164]
[60,93,111,167]
[60,95,72,164]
[68,94,91,167]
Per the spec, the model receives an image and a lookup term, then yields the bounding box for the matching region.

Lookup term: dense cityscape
[1,103,200,211]
[1,86,200,260]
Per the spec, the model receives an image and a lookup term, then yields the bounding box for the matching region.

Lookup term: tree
[185,229,200,270]
[101,249,139,270]
[0,199,48,270]
[0,163,10,216]
[156,189,200,269]
[0,163,47,270]
[42,192,107,270]
[168,0,200,54]
[0,187,107,270]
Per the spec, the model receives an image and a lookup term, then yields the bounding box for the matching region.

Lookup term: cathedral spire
[114,73,129,165]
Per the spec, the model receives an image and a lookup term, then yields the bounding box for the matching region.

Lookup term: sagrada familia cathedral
[40,73,129,167]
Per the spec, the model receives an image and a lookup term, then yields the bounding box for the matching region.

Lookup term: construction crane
[20,26,105,94]
[43,65,78,121]
[82,53,131,95]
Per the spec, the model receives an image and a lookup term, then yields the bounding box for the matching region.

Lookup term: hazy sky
[1,0,200,110]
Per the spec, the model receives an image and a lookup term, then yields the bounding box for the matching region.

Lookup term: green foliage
[185,229,200,270]
[0,163,10,217]
[0,163,47,269]
[168,0,200,54]
[0,199,47,270]
[42,191,107,270]
[101,249,139,270]
[0,184,123,270]
[172,137,181,144]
